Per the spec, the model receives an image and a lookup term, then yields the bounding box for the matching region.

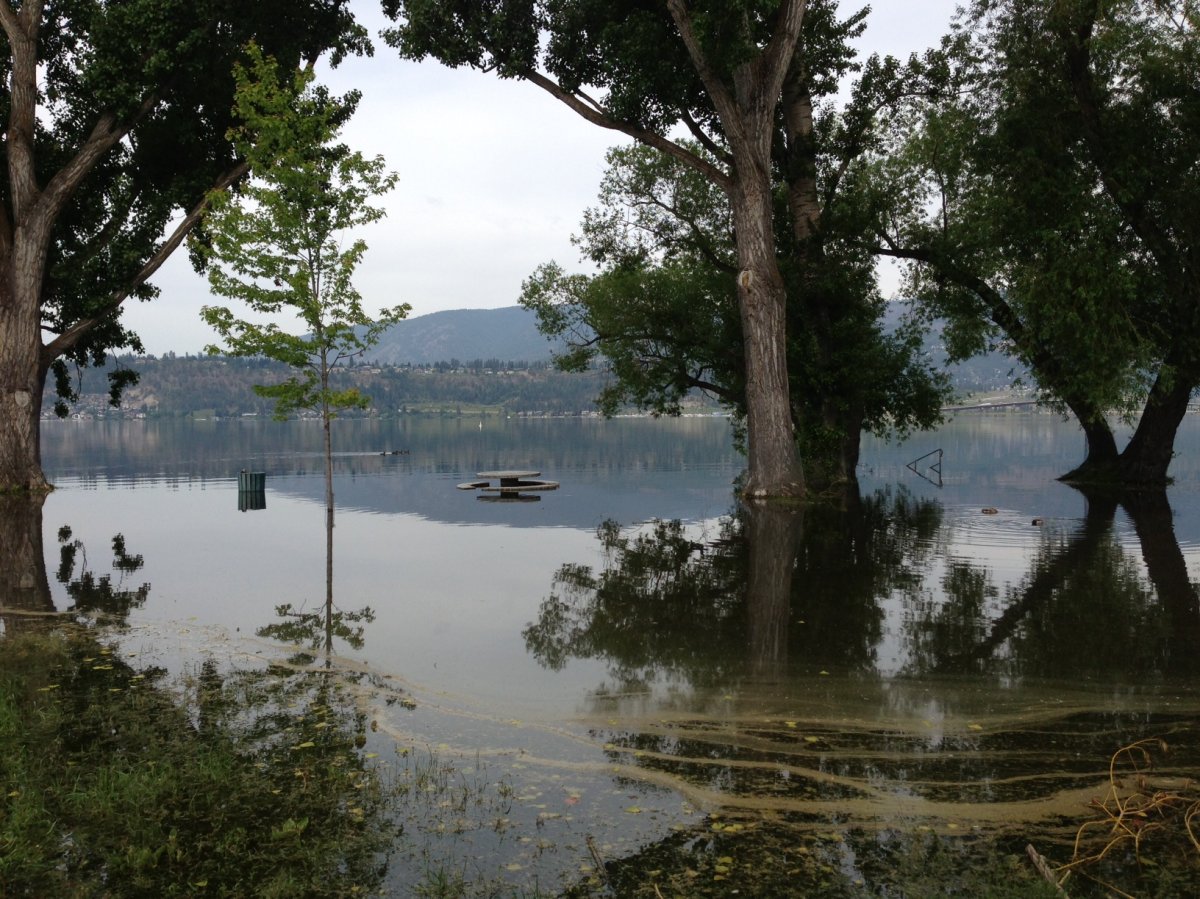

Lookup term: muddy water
[6,413,1200,894]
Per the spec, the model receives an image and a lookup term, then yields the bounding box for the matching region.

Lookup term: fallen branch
[1025,843,1070,896]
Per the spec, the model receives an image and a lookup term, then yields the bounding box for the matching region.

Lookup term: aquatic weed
[1049,737,1200,897]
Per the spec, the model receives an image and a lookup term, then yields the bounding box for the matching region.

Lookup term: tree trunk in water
[1058,412,1120,483]
[781,70,864,491]
[1116,370,1193,486]
[0,494,54,636]
[813,401,863,491]
[663,0,806,498]
[0,294,50,492]
[1120,490,1200,677]
[785,114,861,493]
[323,414,335,520]
[730,176,804,498]
[839,415,863,487]
[745,503,803,679]
[320,349,335,518]
[1081,416,1119,465]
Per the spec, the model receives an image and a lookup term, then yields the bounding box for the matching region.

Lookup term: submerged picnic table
[456,470,560,493]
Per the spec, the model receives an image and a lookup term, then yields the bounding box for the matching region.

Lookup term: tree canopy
[0,0,367,490]
[196,44,408,527]
[864,0,1199,485]
[197,45,407,425]
[522,137,948,485]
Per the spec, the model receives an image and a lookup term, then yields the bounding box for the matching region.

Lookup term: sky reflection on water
[34,415,1200,703]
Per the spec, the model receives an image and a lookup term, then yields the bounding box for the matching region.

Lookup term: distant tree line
[42,355,657,418]
[47,345,1022,421]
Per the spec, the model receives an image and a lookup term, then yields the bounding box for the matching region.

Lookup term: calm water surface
[12,412,1200,893]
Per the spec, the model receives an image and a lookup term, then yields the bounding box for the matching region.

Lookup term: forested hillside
[46,304,1024,420]
[45,356,646,419]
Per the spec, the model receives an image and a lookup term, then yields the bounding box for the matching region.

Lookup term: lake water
[8,412,1200,895]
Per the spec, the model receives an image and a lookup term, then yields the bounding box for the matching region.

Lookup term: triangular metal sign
[906,448,943,488]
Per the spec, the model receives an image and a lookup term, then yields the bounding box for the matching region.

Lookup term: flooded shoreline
[4,415,1199,895]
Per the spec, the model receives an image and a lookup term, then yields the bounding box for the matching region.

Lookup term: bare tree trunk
[1116,369,1192,486]
[782,63,820,245]
[781,66,861,489]
[731,173,805,498]
[0,7,104,492]
[666,0,807,499]
[1058,412,1121,483]
[0,280,50,492]
[0,493,54,636]
[323,410,334,515]
[1063,368,1191,487]
[320,347,335,517]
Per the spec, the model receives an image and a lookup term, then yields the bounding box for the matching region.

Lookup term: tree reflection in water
[525,486,1200,895]
[55,525,150,621]
[524,487,941,687]
[528,484,1200,691]
[255,499,376,663]
[913,489,1200,680]
[0,495,149,633]
[256,598,376,660]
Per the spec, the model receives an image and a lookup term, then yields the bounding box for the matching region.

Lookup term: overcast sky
[131,1,962,355]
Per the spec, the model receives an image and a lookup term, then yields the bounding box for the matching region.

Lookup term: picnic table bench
[457,470,560,493]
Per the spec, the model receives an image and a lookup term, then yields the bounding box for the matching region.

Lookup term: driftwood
[1025,843,1070,896]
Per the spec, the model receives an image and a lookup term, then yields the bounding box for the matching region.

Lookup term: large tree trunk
[0,277,50,492]
[0,5,127,493]
[1058,410,1120,484]
[1116,369,1193,486]
[781,67,863,490]
[1079,414,1119,466]
[730,172,805,498]
[836,408,863,486]
[781,63,820,245]
[665,0,807,499]
[2,5,52,494]
[0,493,54,636]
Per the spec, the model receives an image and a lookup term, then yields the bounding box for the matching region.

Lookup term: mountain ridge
[365,306,562,365]
[368,303,1026,393]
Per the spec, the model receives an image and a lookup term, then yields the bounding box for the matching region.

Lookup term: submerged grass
[0,624,546,898]
[5,625,1198,897]
[557,816,1066,899]
[0,626,401,896]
